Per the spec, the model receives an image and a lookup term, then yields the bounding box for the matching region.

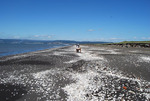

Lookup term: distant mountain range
[0,39,111,45]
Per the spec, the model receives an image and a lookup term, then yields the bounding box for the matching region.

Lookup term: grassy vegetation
[103,41,150,45]
[82,41,150,46]
[118,41,150,44]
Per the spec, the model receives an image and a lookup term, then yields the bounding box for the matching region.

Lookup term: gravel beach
[0,45,150,101]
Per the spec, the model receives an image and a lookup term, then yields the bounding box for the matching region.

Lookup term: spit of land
[0,45,150,101]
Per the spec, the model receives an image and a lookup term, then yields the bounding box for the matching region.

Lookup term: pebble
[0,53,150,101]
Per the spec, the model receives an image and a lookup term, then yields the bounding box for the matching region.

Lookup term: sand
[0,45,150,101]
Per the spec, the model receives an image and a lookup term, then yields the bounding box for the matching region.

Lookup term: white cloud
[34,35,40,37]
[33,34,55,40]
[94,38,105,41]
[88,29,95,32]
[13,36,20,39]
[142,37,146,39]
[141,37,150,40]
[98,28,102,31]
[92,38,123,42]
[109,38,120,40]
[0,32,5,34]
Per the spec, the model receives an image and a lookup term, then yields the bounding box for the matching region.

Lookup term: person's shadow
[0,83,27,101]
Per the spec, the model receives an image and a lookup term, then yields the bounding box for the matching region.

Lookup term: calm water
[0,43,68,57]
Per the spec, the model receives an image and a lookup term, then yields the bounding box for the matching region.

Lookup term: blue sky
[0,0,150,42]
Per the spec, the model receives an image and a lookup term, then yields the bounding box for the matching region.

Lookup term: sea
[0,39,108,57]
[0,43,69,57]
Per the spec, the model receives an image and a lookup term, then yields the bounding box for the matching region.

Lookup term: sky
[0,0,150,42]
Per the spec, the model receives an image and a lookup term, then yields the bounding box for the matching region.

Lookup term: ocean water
[0,43,68,57]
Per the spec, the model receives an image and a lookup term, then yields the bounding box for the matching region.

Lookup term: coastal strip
[0,45,150,101]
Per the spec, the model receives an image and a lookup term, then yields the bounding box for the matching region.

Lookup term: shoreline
[0,45,71,60]
[0,44,71,58]
[0,45,150,100]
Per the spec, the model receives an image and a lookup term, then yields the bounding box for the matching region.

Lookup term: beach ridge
[0,45,150,101]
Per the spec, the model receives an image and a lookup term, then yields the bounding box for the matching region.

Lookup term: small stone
[128,90,135,94]
[85,94,89,97]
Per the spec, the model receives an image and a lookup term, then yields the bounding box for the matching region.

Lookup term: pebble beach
[0,45,150,101]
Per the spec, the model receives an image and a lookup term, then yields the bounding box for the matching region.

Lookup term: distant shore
[0,45,150,101]
[105,41,150,48]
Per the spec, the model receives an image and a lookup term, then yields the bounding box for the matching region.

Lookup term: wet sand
[0,45,150,101]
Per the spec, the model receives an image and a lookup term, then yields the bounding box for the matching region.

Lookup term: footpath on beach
[0,45,150,101]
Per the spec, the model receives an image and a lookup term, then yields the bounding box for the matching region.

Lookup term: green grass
[82,41,150,46]
[102,41,150,45]
[118,41,150,44]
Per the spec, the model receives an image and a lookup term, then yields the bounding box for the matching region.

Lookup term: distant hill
[0,39,110,45]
